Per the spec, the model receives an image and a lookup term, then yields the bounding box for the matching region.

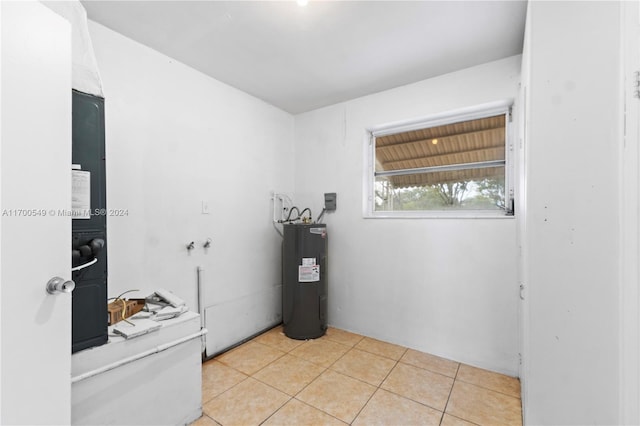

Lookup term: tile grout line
[439,362,461,425]
[443,413,483,426]
[200,375,251,424]
[378,384,449,414]
[250,343,289,375]
[323,343,460,417]
[205,332,300,424]
[375,357,460,414]
[216,339,287,375]
[289,343,355,420]
[275,335,330,412]
[349,347,408,425]
[279,335,360,424]
[352,338,407,362]
[454,377,522,400]
[251,332,321,425]
[290,398,348,425]
[203,371,251,400]
[396,359,460,380]
[199,413,218,425]
[288,333,391,424]
[328,344,405,389]
[289,336,354,368]
[322,331,365,348]
[349,348,409,424]
[278,335,338,391]
[257,393,293,426]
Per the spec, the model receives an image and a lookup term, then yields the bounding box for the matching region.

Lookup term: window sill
[364,210,515,219]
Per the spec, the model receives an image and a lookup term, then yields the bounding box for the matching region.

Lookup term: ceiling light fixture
[297,0,308,6]
[432,139,438,145]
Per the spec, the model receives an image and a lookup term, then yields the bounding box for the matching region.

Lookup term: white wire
[72,257,98,271]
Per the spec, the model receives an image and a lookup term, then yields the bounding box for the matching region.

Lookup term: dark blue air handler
[71,90,108,353]
[282,223,328,339]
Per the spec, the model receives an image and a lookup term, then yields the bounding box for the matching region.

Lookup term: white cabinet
[72,312,203,425]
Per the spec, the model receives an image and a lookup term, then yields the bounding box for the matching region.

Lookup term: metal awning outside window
[375,114,506,188]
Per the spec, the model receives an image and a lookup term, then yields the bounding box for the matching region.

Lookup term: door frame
[620,1,640,424]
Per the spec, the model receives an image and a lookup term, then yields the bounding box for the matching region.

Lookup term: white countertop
[72,311,201,376]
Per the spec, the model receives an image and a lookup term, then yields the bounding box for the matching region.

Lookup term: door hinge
[508,106,513,122]
[519,282,525,300]
[634,71,640,99]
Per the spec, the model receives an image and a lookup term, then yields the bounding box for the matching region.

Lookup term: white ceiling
[82,1,527,114]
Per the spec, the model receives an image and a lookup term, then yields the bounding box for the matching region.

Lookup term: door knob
[46,277,75,294]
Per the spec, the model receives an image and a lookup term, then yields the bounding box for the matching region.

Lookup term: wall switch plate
[324,193,337,211]
[201,200,210,214]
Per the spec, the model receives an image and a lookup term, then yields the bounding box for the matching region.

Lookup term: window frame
[363,100,515,219]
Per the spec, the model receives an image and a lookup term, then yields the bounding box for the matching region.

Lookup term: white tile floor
[194,326,522,425]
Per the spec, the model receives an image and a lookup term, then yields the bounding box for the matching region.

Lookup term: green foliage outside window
[375,176,505,211]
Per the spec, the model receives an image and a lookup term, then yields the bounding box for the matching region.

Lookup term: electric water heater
[282,223,327,339]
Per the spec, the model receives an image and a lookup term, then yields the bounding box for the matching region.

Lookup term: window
[365,101,514,217]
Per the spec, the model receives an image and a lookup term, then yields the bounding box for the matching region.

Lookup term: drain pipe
[197,266,206,356]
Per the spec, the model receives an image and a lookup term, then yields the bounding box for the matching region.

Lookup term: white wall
[294,56,521,375]
[520,2,621,424]
[87,21,295,351]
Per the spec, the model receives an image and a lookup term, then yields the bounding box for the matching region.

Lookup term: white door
[1,2,72,424]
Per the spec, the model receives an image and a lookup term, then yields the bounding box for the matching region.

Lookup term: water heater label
[299,265,320,282]
[302,258,316,266]
[310,227,326,238]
